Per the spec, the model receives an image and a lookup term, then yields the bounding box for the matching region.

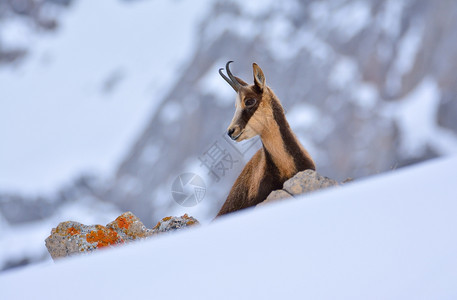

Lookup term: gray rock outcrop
[258,170,340,207]
[283,170,339,196]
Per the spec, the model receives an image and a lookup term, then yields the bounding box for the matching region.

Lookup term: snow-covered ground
[0,0,210,194]
[1,155,456,300]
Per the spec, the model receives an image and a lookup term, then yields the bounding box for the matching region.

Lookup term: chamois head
[219,61,274,142]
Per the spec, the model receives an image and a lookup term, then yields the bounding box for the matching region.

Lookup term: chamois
[216,61,315,217]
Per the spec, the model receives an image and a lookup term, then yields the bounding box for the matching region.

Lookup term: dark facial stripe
[270,98,316,171]
[236,90,262,131]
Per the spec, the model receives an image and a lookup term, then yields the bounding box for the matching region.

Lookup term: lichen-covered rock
[106,212,152,241]
[283,170,339,196]
[257,190,293,207]
[45,221,124,260]
[152,214,199,235]
[45,212,198,260]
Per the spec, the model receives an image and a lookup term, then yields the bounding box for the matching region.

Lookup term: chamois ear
[252,63,265,92]
[235,76,248,86]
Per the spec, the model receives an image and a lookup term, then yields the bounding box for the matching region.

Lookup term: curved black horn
[219,61,241,92]
[226,61,241,90]
[219,68,238,92]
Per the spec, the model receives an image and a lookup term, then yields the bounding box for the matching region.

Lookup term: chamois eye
[245,98,256,107]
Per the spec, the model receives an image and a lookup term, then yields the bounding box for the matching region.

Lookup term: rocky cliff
[104,0,457,224]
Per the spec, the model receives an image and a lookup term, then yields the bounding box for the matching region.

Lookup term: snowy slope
[0,0,210,194]
[1,156,456,300]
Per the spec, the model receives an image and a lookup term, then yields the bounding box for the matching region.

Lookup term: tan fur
[246,150,265,199]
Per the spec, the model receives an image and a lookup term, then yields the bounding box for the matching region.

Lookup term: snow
[331,1,371,41]
[118,174,143,196]
[287,103,320,130]
[159,101,183,124]
[202,13,259,44]
[1,155,456,299]
[0,0,211,194]
[386,18,424,94]
[295,27,334,62]
[310,0,371,41]
[0,18,35,50]
[329,57,358,90]
[198,60,234,106]
[241,0,280,18]
[387,78,457,157]
[353,82,378,109]
[329,56,379,109]
[139,144,161,166]
[264,15,296,60]
[394,78,440,155]
[378,0,405,40]
[375,0,406,62]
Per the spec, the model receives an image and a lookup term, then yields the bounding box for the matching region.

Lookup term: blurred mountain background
[1,0,457,271]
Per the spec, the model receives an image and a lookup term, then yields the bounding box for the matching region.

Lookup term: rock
[45,221,124,260]
[283,170,339,196]
[342,177,354,184]
[106,212,152,241]
[258,170,339,208]
[152,214,199,235]
[45,212,198,260]
[257,190,293,207]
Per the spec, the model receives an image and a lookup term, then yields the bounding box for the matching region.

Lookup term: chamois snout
[227,125,242,140]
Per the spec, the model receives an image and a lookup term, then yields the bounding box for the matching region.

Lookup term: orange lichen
[181,214,198,226]
[116,214,134,230]
[86,227,124,249]
[186,219,197,226]
[153,216,173,230]
[152,222,161,230]
[162,216,172,222]
[67,227,81,236]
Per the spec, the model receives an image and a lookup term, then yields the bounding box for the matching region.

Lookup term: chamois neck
[260,96,315,176]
